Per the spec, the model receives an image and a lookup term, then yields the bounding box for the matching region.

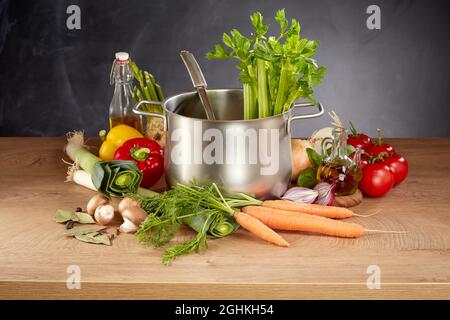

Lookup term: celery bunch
[207,9,326,119]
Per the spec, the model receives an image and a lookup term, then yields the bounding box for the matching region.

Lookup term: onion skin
[313,182,336,206]
[291,139,312,181]
[282,187,318,204]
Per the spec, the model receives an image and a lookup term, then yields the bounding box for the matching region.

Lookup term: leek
[183,209,239,238]
[65,131,156,198]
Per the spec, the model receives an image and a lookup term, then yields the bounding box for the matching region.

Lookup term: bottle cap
[115,52,129,61]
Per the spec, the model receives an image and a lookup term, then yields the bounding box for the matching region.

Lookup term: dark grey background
[0,0,449,137]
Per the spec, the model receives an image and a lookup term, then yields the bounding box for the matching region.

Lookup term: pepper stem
[131,147,150,161]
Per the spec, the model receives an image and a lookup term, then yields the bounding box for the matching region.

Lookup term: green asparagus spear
[155,84,164,101]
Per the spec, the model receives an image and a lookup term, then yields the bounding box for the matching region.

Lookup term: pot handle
[287,102,324,133]
[133,100,167,131]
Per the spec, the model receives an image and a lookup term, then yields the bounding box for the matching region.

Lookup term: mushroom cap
[94,204,115,225]
[86,194,109,214]
[121,206,147,225]
[118,197,140,214]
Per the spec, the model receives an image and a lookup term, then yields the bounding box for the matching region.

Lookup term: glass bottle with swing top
[109,52,143,132]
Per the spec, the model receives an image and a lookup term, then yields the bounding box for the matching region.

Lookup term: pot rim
[162,88,292,123]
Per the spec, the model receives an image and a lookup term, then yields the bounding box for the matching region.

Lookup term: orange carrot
[234,211,289,247]
[242,206,367,238]
[263,200,374,219]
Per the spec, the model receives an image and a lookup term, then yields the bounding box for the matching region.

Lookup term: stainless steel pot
[134,89,324,199]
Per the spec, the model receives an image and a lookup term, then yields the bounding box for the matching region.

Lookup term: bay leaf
[64,226,105,237]
[75,232,111,245]
[94,233,112,245]
[54,209,76,223]
[74,211,96,224]
[55,209,95,224]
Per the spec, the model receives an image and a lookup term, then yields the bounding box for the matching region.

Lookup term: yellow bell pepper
[99,124,143,160]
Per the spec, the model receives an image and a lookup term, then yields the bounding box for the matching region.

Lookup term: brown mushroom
[118,197,140,214]
[119,206,148,233]
[86,194,109,214]
[94,204,115,225]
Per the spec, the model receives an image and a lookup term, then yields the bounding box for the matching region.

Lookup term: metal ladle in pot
[179,50,216,120]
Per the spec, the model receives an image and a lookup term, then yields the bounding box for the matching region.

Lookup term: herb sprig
[135,182,262,265]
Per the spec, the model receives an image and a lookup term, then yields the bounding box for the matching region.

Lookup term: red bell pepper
[113,138,164,188]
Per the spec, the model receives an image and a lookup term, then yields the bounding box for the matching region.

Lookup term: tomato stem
[349,121,359,137]
[377,128,382,146]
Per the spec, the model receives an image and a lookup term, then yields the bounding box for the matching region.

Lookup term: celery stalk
[256,58,270,118]
[273,61,290,115]
[243,83,257,120]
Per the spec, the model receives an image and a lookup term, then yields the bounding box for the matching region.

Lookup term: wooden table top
[0,137,449,299]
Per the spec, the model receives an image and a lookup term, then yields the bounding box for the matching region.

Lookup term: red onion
[282,187,319,204]
[313,182,336,206]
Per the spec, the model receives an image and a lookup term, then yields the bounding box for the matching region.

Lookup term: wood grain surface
[0,138,449,299]
[335,189,363,207]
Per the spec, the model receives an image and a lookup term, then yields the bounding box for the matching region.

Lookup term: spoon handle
[180,50,216,120]
[180,50,207,88]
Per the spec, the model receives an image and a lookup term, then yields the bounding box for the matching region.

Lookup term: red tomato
[365,128,394,156]
[347,133,371,149]
[359,163,395,197]
[384,154,409,185]
[350,152,369,169]
[359,154,370,169]
[365,143,394,157]
[347,121,372,149]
